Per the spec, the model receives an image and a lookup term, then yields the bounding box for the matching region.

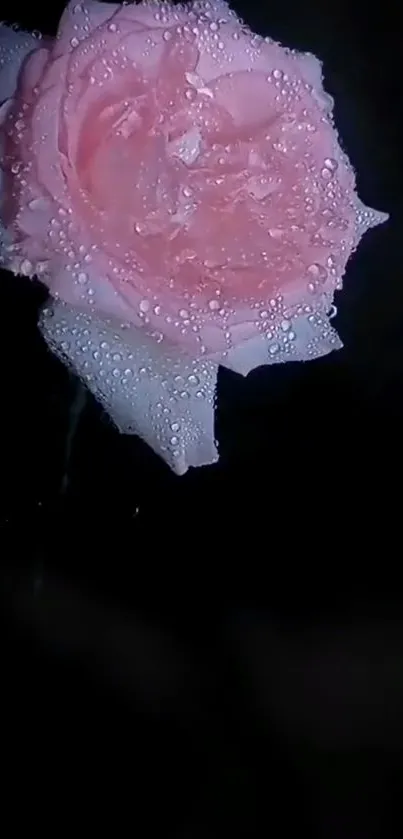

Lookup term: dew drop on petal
[187,374,199,385]
[20,258,33,275]
[307,263,327,281]
[324,157,338,172]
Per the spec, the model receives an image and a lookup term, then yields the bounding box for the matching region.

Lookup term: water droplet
[170,435,179,445]
[170,422,180,432]
[208,299,220,310]
[20,258,33,275]
[307,262,327,281]
[108,22,117,32]
[36,260,49,275]
[281,319,291,331]
[269,343,280,355]
[112,368,120,377]
[273,69,283,80]
[320,166,332,180]
[100,341,109,350]
[179,308,189,318]
[163,30,172,41]
[324,157,338,172]
[187,374,199,386]
[70,36,79,48]
[124,368,133,377]
[112,352,122,362]
[209,21,219,31]
[93,350,101,360]
[139,299,150,313]
[77,271,88,284]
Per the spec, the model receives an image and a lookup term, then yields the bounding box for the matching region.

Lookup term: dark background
[1,1,402,836]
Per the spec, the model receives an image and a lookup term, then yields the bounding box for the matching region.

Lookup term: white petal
[39,298,219,475]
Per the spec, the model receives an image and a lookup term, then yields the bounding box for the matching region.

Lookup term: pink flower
[0,0,388,474]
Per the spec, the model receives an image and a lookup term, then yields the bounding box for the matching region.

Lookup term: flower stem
[60,374,87,495]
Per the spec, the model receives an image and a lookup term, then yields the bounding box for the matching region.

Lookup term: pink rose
[0,0,388,474]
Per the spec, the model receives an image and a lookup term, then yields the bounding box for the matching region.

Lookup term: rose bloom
[0,0,388,474]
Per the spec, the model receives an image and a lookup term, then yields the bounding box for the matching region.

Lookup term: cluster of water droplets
[39,298,218,474]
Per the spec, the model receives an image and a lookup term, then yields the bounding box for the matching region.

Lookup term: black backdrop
[1,2,402,837]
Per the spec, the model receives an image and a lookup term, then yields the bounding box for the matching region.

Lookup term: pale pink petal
[217,307,343,376]
[117,0,207,30]
[39,299,219,475]
[53,0,122,58]
[174,0,329,98]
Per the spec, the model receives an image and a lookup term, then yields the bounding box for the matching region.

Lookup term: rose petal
[162,0,327,99]
[53,0,122,58]
[117,0,193,30]
[0,25,42,259]
[39,299,219,475]
[218,306,342,376]
[61,24,191,179]
[0,25,39,106]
